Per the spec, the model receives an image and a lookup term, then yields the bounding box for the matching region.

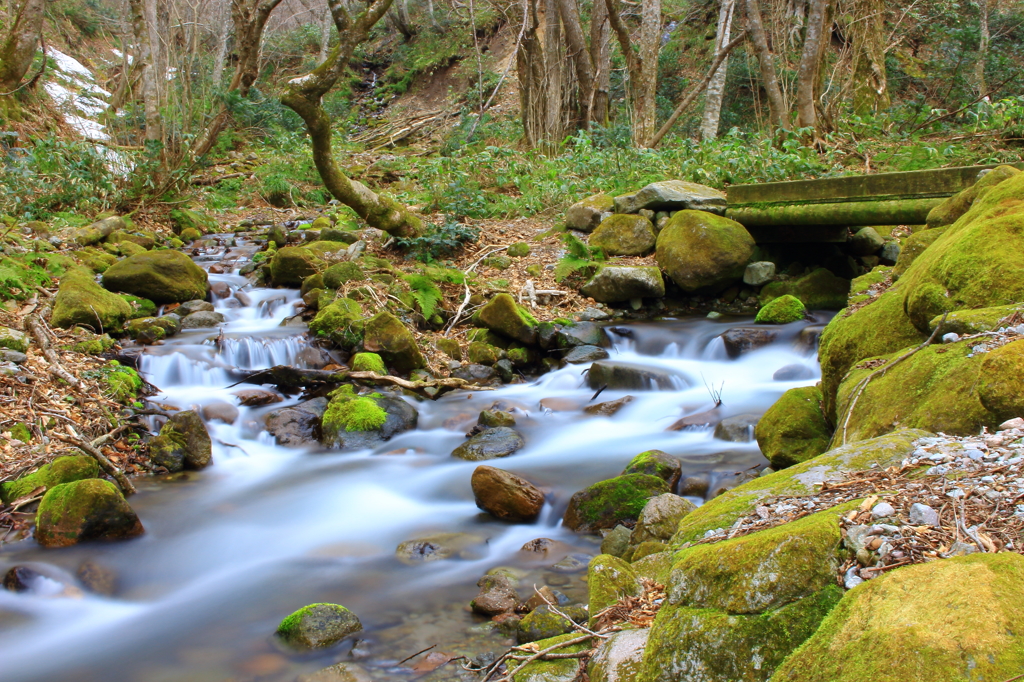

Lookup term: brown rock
[471,466,545,522]
[232,389,283,406]
[471,574,519,616]
[720,327,779,358]
[667,408,721,431]
[584,396,635,416]
[202,401,239,424]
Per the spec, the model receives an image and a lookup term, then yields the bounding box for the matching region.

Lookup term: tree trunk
[282,0,423,238]
[700,0,735,141]
[974,0,988,94]
[554,0,595,127]
[319,5,332,63]
[0,0,45,93]
[213,0,232,84]
[795,0,826,129]
[517,0,576,150]
[742,0,790,130]
[129,0,167,180]
[589,0,611,125]
[849,0,888,115]
[605,0,660,146]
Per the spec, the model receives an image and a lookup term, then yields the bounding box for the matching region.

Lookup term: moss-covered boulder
[755,294,806,323]
[148,410,212,472]
[924,164,1020,229]
[622,450,681,489]
[35,479,144,547]
[323,262,365,289]
[566,193,615,232]
[630,494,696,545]
[362,311,425,373]
[563,474,670,532]
[170,208,217,235]
[102,251,209,304]
[120,294,156,319]
[179,228,201,242]
[755,386,831,470]
[52,268,133,330]
[833,339,1024,445]
[127,316,179,341]
[760,268,850,311]
[474,294,538,345]
[77,247,118,273]
[350,352,385,374]
[309,298,364,348]
[0,456,99,505]
[301,273,325,296]
[580,266,665,303]
[511,633,590,682]
[109,230,156,250]
[847,266,890,306]
[73,216,125,246]
[929,304,1024,336]
[669,429,929,546]
[320,386,418,450]
[891,227,946,281]
[517,605,575,644]
[590,214,657,256]
[588,629,649,682]
[656,210,754,292]
[772,553,1024,682]
[0,326,29,353]
[269,246,324,287]
[467,341,503,365]
[276,603,362,650]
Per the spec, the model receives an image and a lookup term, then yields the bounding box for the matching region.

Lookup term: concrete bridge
[726,162,1024,242]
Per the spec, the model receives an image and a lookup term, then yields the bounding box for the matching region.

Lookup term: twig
[54,427,136,497]
[444,246,510,335]
[398,644,436,666]
[24,312,83,390]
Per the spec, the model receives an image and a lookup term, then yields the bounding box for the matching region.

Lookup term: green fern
[403,274,444,319]
[554,233,604,283]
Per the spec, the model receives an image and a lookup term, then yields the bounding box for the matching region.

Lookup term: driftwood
[54,426,136,496]
[24,311,83,390]
[227,365,491,399]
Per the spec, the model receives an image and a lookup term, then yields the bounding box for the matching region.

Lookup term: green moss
[622,450,679,482]
[167,238,183,249]
[101,363,143,402]
[656,210,755,292]
[269,246,324,286]
[512,633,589,682]
[301,273,325,296]
[929,303,1024,335]
[322,388,387,437]
[179,228,201,242]
[102,251,209,304]
[309,298,365,348]
[170,208,217,235]
[119,294,157,319]
[323,261,365,289]
[925,164,1020,228]
[467,341,503,365]
[435,337,462,360]
[755,386,832,469]
[590,214,657,256]
[351,352,385,374]
[52,268,133,331]
[507,347,530,367]
[466,328,509,348]
[473,294,538,345]
[563,474,670,532]
[275,603,362,650]
[756,294,807,323]
[484,255,512,270]
[773,553,1024,682]
[631,550,676,585]
[362,311,426,373]
[34,478,143,547]
[77,248,118,274]
[507,242,531,257]
[760,268,851,311]
[518,606,574,644]
[70,333,115,355]
[0,455,100,504]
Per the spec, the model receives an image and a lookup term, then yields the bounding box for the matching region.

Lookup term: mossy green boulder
[588,555,644,619]
[34,479,144,548]
[772,553,1024,682]
[588,629,649,682]
[511,633,590,682]
[517,605,574,643]
[52,268,133,330]
[563,474,670,532]
[755,294,806,323]
[565,193,615,232]
[0,325,29,352]
[120,294,157,319]
[323,262,365,289]
[474,293,538,345]
[755,386,831,469]
[467,341,503,365]
[0,456,99,505]
[73,216,125,246]
[507,242,531,257]
[833,339,1024,445]
[362,311,425,373]
[276,603,362,650]
[350,352,385,374]
[622,450,681,488]
[170,208,217,235]
[127,316,179,340]
[269,246,324,287]
[760,268,850,311]
[847,266,890,306]
[148,410,212,472]
[590,214,657,256]
[77,247,118,273]
[320,386,418,449]
[892,227,946,281]
[929,303,1023,336]
[70,333,116,355]
[924,164,1020,228]
[102,251,209,304]
[655,210,754,293]
[309,297,364,348]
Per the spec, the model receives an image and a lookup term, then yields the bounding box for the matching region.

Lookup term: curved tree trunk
[0,0,46,93]
[282,0,422,238]
[743,0,790,131]
[795,0,827,129]
[700,0,736,141]
[605,0,661,146]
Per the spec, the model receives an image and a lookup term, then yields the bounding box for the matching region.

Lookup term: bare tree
[128,0,169,179]
[974,0,989,94]
[554,0,595,127]
[212,0,233,85]
[589,0,611,125]
[517,0,577,150]
[742,0,790,130]
[700,0,736,141]
[282,0,423,237]
[794,0,827,129]
[0,0,46,95]
[849,0,888,115]
[605,0,661,146]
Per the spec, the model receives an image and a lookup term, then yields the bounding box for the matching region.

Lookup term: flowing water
[0,239,828,682]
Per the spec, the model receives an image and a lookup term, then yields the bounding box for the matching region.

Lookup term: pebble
[870,502,895,519]
[942,332,960,343]
[843,565,864,589]
[946,488,966,499]
[908,503,940,527]
[966,449,985,461]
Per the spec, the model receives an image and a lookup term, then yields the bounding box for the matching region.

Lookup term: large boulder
[588,554,644,617]
[580,266,665,303]
[102,251,209,304]
[309,298,365,348]
[474,294,538,345]
[148,410,212,472]
[321,387,417,450]
[891,227,946,281]
[35,479,144,547]
[566,193,615,232]
[0,455,99,505]
[362,311,425,373]
[774,553,1024,682]
[589,214,657,256]
[563,474,670,532]
[275,603,362,650]
[471,465,545,522]
[630,494,696,545]
[269,246,324,286]
[655,210,754,292]
[759,268,850,311]
[588,628,649,682]
[452,427,525,461]
[614,180,727,215]
[52,268,133,330]
[755,386,831,469]
[73,216,125,246]
[322,262,365,289]
[925,164,1020,228]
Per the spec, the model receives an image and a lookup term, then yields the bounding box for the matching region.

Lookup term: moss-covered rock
[563,474,670,532]
[101,362,143,402]
[517,605,574,644]
[847,266,890,306]
[435,337,461,360]
[590,214,657,256]
[588,628,649,682]
[77,247,118,273]
[362,311,425,373]
[474,293,538,345]
[924,164,1020,228]
[69,333,116,355]
[321,386,418,450]
[309,298,365,348]
[300,273,325,296]
[834,339,1024,445]
[755,386,832,470]
[34,479,144,548]
[511,633,589,682]
[580,265,666,303]
[120,294,157,319]
[760,268,850,311]
[891,227,946,281]
[755,294,806,323]
[929,303,1024,335]
[655,210,754,292]
[566,193,615,232]
[109,230,156,250]
[179,228,201,242]
[149,410,212,472]
[323,262,365,289]
[467,341,503,365]
[622,450,681,489]
[669,429,929,546]
[52,268,133,330]
[127,315,179,340]
[73,216,125,246]
[102,251,209,304]
[276,603,362,650]
[170,208,217,235]
[630,494,696,545]
[269,246,324,287]
[350,352,385,374]
[0,456,99,505]
[507,242,531,257]
[0,326,29,352]
[772,553,1024,682]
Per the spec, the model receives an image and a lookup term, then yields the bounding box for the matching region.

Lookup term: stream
[0,238,828,682]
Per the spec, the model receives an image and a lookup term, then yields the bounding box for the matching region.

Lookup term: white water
[0,245,826,681]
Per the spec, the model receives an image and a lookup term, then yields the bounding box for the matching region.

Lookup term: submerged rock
[586,361,683,390]
[275,603,362,650]
[713,413,760,442]
[720,327,779,358]
[395,532,488,564]
[471,573,519,616]
[35,479,144,548]
[264,398,327,447]
[452,427,525,461]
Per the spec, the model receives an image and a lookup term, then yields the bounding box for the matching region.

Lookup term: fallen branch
[54,426,136,497]
[190,172,246,186]
[227,365,492,399]
[445,246,509,335]
[24,312,83,390]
